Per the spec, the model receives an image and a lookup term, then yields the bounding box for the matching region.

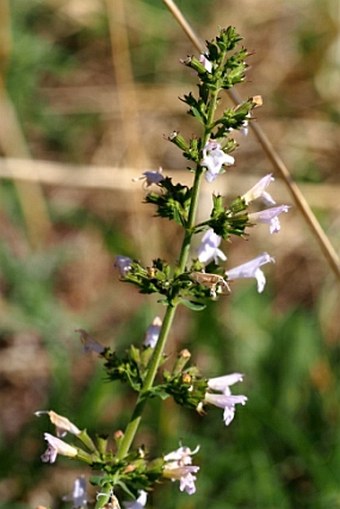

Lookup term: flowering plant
[36,27,288,509]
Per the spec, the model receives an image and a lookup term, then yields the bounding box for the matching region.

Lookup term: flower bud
[168,131,189,151]
[181,56,208,75]
[172,349,191,376]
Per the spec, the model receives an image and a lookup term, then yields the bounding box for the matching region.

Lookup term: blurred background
[0,1,339,508]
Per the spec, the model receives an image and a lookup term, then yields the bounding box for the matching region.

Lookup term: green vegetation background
[0,1,339,509]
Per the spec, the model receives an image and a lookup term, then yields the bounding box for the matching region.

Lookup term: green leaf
[180,299,207,311]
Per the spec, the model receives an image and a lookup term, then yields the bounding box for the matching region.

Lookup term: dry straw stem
[162,0,340,281]
[0,0,51,249]
[105,0,161,263]
[104,0,149,168]
[1,157,339,211]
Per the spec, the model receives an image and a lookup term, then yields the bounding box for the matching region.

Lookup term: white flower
[242,174,276,206]
[205,373,247,426]
[201,140,235,182]
[207,373,244,393]
[35,410,81,437]
[115,256,133,277]
[123,491,147,509]
[164,445,199,465]
[248,205,290,234]
[163,445,200,495]
[63,477,88,508]
[144,316,162,348]
[41,433,78,463]
[204,393,248,426]
[225,252,275,293]
[133,167,164,187]
[241,119,249,136]
[199,54,212,73]
[197,229,227,265]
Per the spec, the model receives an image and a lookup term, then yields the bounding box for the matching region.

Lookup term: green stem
[116,303,177,459]
[116,87,220,461]
[177,88,219,272]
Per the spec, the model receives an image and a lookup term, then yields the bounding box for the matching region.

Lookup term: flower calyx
[145,177,193,226]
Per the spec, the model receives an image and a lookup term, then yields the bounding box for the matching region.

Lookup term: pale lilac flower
[205,373,247,426]
[197,229,227,265]
[63,477,88,508]
[133,167,164,187]
[144,316,162,348]
[201,140,235,182]
[207,373,244,393]
[242,174,276,206]
[115,256,132,277]
[226,252,275,293]
[204,393,248,425]
[164,465,199,495]
[164,445,200,465]
[41,433,78,463]
[35,410,80,437]
[123,491,147,509]
[163,445,200,495]
[76,329,106,355]
[199,54,212,73]
[249,205,290,234]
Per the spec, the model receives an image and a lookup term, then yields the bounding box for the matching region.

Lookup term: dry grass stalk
[0,1,51,249]
[105,0,161,262]
[1,157,339,212]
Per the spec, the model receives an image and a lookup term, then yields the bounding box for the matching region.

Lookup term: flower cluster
[163,445,200,495]
[36,410,200,508]
[194,173,288,293]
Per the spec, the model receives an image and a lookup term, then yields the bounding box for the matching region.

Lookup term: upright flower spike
[201,140,235,182]
[226,252,275,293]
[197,229,227,265]
[144,316,162,348]
[41,433,78,463]
[115,256,133,277]
[35,410,81,437]
[163,445,200,495]
[242,174,276,206]
[123,491,147,509]
[248,205,290,234]
[204,373,247,426]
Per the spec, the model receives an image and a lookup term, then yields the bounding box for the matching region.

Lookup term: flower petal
[197,229,226,264]
[242,174,276,205]
[144,316,162,348]
[201,141,235,182]
[208,373,244,393]
[226,252,275,293]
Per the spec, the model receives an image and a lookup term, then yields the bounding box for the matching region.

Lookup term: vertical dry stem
[105,0,161,262]
[0,0,51,249]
